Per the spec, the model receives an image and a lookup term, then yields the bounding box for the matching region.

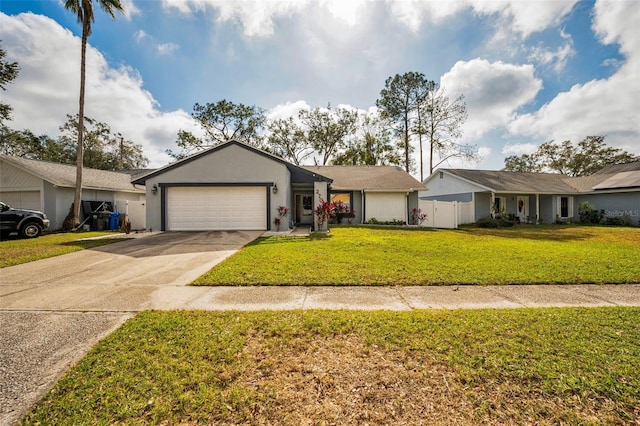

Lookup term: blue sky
[1,0,638,174]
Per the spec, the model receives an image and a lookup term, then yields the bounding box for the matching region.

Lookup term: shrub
[476,216,516,228]
[578,201,604,224]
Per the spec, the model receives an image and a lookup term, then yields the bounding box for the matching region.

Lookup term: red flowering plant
[315,197,334,229]
[274,205,290,231]
[410,207,428,226]
[331,201,350,223]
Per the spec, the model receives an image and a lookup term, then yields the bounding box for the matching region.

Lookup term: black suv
[0,201,50,238]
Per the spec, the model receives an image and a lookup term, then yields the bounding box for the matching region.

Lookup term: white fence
[114,199,146,230]
[418,200,474,229]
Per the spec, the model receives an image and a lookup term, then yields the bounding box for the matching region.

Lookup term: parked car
[0,201,50,239]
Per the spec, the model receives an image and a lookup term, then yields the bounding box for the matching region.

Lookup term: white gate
[115,200,146,230]
[418,200,474,229]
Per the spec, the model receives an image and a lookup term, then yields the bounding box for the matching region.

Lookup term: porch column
[536,194,540,224]
[314,181,328,232]
[490,191,495,217]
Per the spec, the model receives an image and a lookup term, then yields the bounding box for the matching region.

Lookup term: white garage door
[365,192,406,222]
[0,191,41,211]
[167,186,267,231]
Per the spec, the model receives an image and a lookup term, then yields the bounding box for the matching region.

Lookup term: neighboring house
[0,155,146,230]
[132,140,425,232]
[420,162,640,225]
[303,165,425,225]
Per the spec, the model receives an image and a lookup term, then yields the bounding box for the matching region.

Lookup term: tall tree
[417,84,478,178]
[376,72,430,173]
[0,43,20,124]
[59,114,148,170]
[167,100,265,159]
[332,111,401,166]
[0,126,54,158]
[504,136,640,176]
[265,116,312,165]
[298,105,358,165]
[65,0,124,227]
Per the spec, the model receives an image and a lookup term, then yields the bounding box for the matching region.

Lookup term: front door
[517,196,529,223]
[296,194,314,225]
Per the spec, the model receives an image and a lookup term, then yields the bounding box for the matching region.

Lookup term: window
[493,196,506,215]
[557,196,574,219]
[330,193,351,211]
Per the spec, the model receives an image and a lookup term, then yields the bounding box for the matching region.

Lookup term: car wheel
[20,222,42,238]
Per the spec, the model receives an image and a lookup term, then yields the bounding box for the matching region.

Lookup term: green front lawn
[0,232,125,268]
[22,308,640,425]
[193,225,640,285]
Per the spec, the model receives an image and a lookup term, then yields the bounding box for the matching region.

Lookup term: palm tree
[64,0,123,227]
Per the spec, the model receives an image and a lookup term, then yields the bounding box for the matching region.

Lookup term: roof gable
[303,165,425,191]
[132,140,331,185]
[0,155,144,193]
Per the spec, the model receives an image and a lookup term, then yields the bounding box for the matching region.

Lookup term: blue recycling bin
[109,212,120,230]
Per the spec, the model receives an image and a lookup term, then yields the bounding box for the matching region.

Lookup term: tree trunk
[404,115,409,173]
[72,23,89,227]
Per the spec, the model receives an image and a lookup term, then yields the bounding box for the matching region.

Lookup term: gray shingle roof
[441,166,640,193]
[592,171,640,190]
[444,169,578,193]
[0,155,144,193]
[593,161,640,175]
[303,165,425,191]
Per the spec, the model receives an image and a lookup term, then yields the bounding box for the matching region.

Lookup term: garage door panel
[0,191,41,211]
[365,193,406,222]
[167,187,266,231]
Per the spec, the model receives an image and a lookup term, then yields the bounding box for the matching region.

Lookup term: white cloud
[162,0,309,37]
[441,58,543,140]
[265,100,311,121]
[120,0,141,20]
[502,143,538,156]
[157,42,179,55]
[528,33,575,73]
[385,0,467,32]
[1,12,196,167]
[133,29,148,43]
[508,0,640,156]
[385,0,579,37]
[471,0,579,37]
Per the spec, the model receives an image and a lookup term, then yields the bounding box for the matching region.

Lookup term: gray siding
[577,191,640,225]
[145,143,290,231]
[475,192,491,219]
[420,193,473,202]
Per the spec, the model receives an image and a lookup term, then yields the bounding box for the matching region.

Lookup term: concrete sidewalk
[2,283,639,312]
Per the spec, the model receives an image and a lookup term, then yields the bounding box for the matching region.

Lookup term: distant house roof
[432,164,640,194]
[593,161,640,175]
[442,169,578,193]
[592,171,640,190]
[132,140,332,185]
[303,165,425,192]
[0,155,144,193]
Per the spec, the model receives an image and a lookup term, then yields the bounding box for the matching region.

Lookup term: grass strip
[193,225,640,285]
[22,307,640,425]
[0,232,125,268]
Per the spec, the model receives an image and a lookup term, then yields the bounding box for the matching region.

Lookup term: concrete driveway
[0,230,261,425]
[0,231,262,311]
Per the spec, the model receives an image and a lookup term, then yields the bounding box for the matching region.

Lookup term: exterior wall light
[152,184,158,195]
[272,183,278,194]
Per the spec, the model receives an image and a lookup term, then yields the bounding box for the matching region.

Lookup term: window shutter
[556,196,561,218]
[568,197,574,219]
